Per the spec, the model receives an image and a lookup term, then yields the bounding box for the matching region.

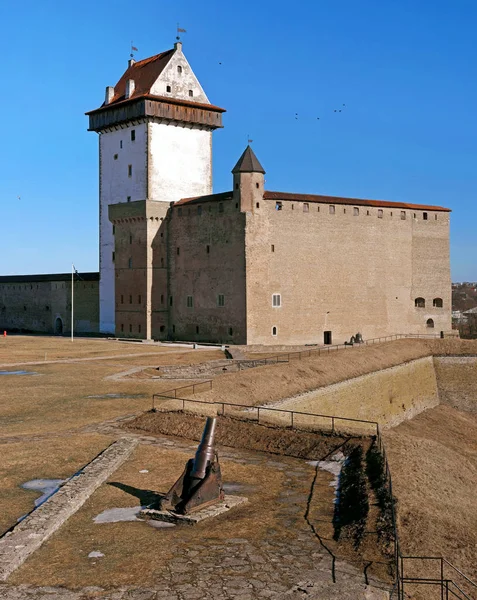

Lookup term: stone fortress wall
[244,192,451,346]
[0,274,99,335]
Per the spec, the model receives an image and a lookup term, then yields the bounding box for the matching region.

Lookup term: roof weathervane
[176,23,187,41]
[247,134,253,145]
[130,41,138,59]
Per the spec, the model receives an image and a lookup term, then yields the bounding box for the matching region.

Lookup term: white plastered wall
[99,122,147,333]
[148,123,212,203]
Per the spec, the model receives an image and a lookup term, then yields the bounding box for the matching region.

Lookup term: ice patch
[93,506,146,523]
[0,370,38,376]
[139,469,149,474]
[308,451,346,502]
[88,551,104,558]
[21,479,65,507]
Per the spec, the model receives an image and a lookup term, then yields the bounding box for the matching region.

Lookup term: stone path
[0,420,392,599]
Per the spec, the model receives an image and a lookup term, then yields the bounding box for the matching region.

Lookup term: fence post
[182,398,185,410]
[258,407,260,425]
[291,411,294,429]
[331,416,335,434]
[152,395,155,411]
[441,558,444,600]
[445,580,449,600]
[401,556,404,600]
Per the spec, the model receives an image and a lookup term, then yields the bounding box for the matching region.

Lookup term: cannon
[160,416,224,514]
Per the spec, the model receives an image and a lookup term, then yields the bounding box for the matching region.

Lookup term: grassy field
[0,336,224,533]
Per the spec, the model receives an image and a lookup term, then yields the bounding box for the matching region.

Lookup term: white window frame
[272,293,281,308]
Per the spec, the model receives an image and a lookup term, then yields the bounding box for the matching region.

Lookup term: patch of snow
[139,469,149,473]
[93,506,146,523]
[88,551,104,558]
[308,452,346,503]
[146,520,176,529]
[21,479,65,507]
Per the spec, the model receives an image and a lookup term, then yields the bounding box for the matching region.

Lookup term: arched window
[177,65,182,74]
[426,318,434,328]
[433,298,443,308]
[272,326,277,336]
[415,297,425,308]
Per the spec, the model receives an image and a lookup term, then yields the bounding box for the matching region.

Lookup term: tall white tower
[87,42,225,334]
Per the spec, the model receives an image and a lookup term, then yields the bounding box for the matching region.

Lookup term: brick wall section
[0,276,99,334]
[244,193,451,345]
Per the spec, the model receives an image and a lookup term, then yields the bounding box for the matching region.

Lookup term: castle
[0,42,452,344]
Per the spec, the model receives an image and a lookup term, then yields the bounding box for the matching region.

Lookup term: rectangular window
[121,295,124,304]
[329,205,335,214]
[206,245,210,254]
[177,247,180,255]
[120,140,123,149]
[229,327,233,336]
[138,324,141,333]
[160,325,165,333]
[423,212,428,220]
[272,294,281,307]
[129,324,132,333]
[353,207,359,216]
[131,129,136,142]
[127,196,131,202]
[128,165,132,178]
[197,205,202,215]
[196,325,199,333]
[187,296,193,308]
[435,214,438,220]
[121,324,124,332]
[169,296,173,306]
[160,294,164,304]
[178,207,183,216]
[271,244,275,252]
[129,235,132,244]
[112,225,115,234]
[112,251,115,262]
[275,202,283,211]
[138,295,141,303]
[401,211,406,220]
[303,203,309,213]
[128,257,132,268]
[172,325,175,333]
[218,294,225,307]
[378,209,383,219]
[129,295,132,304]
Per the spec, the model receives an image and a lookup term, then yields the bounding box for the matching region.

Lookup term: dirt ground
[384,404,477,585]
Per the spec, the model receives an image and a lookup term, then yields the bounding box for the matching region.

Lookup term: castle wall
[245,197,452,345]
[148,123,212,203]
[0,277,99,335]
[167,198,247,343]
[268,356,439,428]
[99,122,148,334]
[433,356,477,413]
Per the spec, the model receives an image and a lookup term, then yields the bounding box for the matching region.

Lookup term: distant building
[0,273,99,335]
[87,44,453,345]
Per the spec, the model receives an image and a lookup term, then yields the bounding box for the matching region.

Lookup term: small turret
[232,146,265,213]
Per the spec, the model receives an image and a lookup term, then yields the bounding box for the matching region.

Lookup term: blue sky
[1,0,476,280]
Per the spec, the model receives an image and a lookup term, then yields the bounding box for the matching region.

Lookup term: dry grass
[0,433,111,535]
[0,335,224,365]
[10,444,312,588]
[193,338,477,409]
[384,405,477,582]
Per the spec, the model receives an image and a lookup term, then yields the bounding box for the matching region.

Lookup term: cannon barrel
[190,416,217,480]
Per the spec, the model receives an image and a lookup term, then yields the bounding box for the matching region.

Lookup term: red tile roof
[264,191,451,212]
[86,48,226,115]
[175,189,450,212]
[110,50,175,105]
[174,191,233,206]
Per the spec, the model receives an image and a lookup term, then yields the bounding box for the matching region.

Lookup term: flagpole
[71,264,74,342]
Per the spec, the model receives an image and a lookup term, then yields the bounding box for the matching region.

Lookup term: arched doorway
[55,317,63,335]
[426,318,434,329]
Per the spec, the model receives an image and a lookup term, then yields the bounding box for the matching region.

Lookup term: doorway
[55,318,63,335]
[324,331,332,345]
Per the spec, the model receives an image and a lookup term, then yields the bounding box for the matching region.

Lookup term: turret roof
[232,146,266,174]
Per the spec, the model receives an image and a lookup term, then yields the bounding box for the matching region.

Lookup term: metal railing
[152,380,213,409]
[151,394,379,436]
[235,332,445,370]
